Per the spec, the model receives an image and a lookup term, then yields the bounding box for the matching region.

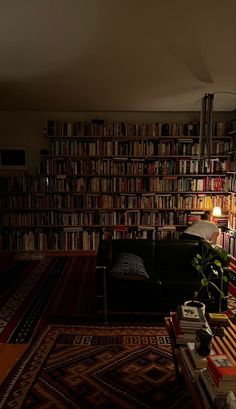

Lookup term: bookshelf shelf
[0,119,235,254]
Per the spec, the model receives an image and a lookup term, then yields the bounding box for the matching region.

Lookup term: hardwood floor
[0,344,29,384]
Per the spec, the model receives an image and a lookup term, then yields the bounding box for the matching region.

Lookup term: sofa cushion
[109,252,149,280]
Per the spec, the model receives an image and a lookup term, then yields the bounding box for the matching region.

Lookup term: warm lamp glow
[212,206,222,217]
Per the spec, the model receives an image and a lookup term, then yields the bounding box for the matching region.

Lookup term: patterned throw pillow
[109,253,149,280]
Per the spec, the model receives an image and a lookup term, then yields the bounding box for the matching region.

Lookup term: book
[177,305,205,323]
[199,369,229,404]
[207,354,236,381]
[207,313,229,322]
[206,369,236,393]
[186,342,209,369]
[207,312,230,327]
[179,346,200,380]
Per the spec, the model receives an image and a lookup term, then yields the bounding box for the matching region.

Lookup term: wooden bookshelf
[0,119,235,253]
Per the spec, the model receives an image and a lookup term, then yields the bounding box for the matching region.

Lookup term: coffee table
[164,316,236,409]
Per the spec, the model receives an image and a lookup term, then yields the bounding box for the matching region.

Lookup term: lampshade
[212,206,222,217]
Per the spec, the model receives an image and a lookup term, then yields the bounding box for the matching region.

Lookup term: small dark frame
[0,147,27,169]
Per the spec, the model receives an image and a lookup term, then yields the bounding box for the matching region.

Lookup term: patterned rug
[0,325,194,409]
[0,256,96,343]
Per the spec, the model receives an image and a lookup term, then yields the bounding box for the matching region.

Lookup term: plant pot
[184,300,206,316]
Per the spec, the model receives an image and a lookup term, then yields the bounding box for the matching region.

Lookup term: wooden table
[164,316,236,409]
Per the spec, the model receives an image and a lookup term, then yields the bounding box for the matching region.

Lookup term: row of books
[45,119,233,137]
[0,193,232,213]
[46,138,231,156]
[0,210,203,227]
[2,174,235,194]
[37,158,229,176]
[32,175,231,193]
[2,225,235,252]
[5,175,228,194]
[0,227,181,251]
[0,229,99,251]
[1,214,234,230]
[86,226,180,241]
[218,230,236,259]
[228,213,236,230]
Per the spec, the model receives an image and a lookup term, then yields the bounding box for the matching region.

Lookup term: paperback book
[187,342,210,369]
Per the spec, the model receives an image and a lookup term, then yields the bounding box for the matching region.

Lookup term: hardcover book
[207,354,236,381]
[178,305,204,322]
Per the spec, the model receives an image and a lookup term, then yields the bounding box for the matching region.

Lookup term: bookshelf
[0,118,235,255]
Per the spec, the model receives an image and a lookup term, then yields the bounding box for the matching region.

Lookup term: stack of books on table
[170,304,210,345]
[179,342,213,381]
[198,354,236,408]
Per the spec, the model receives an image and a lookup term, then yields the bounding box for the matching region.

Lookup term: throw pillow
[109,252,149,280]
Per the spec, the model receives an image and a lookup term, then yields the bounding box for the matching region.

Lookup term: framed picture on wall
[0,147,28,169]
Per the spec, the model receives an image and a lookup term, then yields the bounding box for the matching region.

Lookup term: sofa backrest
[97,239,199,269]
[155,240,199,268]
[110,239,156,265]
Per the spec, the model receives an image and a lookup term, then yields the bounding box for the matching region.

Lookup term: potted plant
[186,241,229,313]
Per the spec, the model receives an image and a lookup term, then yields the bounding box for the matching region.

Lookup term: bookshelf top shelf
[44,135,232,140]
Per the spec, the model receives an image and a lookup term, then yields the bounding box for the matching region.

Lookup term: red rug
[0,324,194,409]
[0,256,96,343]
[50,255,96,319]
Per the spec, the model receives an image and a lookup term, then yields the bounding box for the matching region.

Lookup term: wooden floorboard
[0,343,29,384]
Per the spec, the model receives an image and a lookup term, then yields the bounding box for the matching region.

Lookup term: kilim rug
[0,256,96,343]
[0,324,194,409]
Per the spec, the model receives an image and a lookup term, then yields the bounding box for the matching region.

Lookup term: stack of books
[198,354,236,408]
[187,342,210,369]
[171,304,209,345]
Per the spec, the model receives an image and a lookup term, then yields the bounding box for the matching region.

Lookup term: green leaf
[213,259,222,267]
[201,278,208,286]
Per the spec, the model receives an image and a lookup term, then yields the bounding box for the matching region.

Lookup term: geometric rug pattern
[0,325,195,409]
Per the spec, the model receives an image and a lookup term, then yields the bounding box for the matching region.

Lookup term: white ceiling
[0,0,236,112]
